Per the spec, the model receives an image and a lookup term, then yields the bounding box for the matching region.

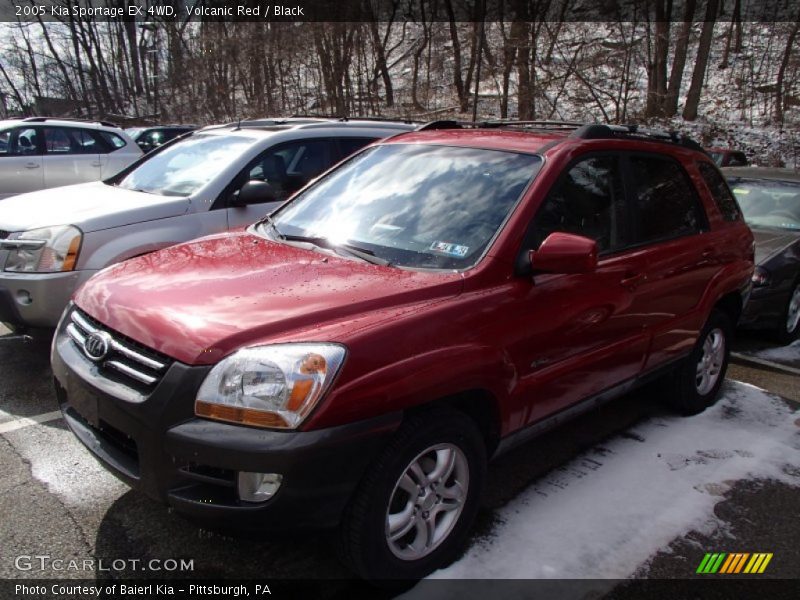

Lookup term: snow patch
[411,381,799,587]
[743,340,800,365]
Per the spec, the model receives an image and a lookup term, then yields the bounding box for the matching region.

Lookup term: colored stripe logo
[696,552,773,574]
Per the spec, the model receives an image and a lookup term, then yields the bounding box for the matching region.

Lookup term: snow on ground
[742,340,800,365]
[407,381,799,593]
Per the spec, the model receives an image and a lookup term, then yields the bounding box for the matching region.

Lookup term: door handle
[620,272,647,290]
[701,247,714,259]
[91,161,102,167]
[24,162,40,169]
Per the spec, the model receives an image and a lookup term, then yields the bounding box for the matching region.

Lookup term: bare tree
[683,0,719,121]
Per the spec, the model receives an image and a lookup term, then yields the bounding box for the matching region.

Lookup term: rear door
[622,153,716,371]
[0,126,44,199]
[42,126,102,188]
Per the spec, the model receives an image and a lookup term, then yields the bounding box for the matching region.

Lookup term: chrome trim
[66,323,86,345]
[67,308,169,388]
[105,361,158,385]
[71,310,98,334]
[110,339,166,371]
[0,239,46,250]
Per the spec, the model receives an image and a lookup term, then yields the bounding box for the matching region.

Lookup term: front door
[225,139,335,229]
[503,153,651,428]
[0,127,44,199]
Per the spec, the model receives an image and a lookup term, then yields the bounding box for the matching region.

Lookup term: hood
[751,227,800,264]
[73,231,464,365]
[0,182,189,233]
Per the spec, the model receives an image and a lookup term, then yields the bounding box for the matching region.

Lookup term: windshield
[261,143,541,269]
[729,178,800,230]
[115,133,257,196]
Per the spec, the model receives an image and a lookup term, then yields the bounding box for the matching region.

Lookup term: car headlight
[3,225,82,273]
[195,343,346,429]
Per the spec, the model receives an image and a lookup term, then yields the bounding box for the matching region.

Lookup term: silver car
[0,117,142,200]
[0,118,414,330]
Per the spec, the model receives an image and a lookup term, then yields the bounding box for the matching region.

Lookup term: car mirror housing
[529,232,598,275]
[234,180,277,206]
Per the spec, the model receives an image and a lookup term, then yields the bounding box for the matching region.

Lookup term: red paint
[73,131,754,437]
[530,232,598,274]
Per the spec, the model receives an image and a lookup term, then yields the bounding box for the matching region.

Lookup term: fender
[305,343,516,432]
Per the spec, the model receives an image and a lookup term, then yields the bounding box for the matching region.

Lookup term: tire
[664,310,732,416]
[773,280,800,345]
[337,408,486,583]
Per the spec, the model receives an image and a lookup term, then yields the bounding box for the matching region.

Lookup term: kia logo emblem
[84,331,112,361]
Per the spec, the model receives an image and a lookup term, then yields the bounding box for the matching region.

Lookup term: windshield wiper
[282,234,391,267]
[261,215,285,240]
[337,242,392,267]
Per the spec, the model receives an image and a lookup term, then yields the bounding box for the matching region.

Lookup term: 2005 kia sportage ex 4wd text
[52,122,754,582]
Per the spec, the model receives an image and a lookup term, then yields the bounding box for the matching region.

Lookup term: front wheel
[664,310,732,415]
[337,409,486,582]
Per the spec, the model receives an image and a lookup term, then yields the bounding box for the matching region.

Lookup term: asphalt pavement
[0,323,797,596]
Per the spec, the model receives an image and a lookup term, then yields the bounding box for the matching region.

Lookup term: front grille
[66,307,172,391]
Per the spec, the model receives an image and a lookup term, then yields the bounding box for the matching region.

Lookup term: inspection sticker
[430,241,469,257]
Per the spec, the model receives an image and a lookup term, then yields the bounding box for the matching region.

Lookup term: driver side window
[237,139,333,203]
[531,155,629,254]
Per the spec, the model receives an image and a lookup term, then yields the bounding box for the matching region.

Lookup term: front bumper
[51,314,401,529]
[0,270,97,328]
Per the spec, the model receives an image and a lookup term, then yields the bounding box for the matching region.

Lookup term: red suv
[52,122,754,581]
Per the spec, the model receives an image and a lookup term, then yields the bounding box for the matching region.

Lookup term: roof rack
[292,114,420,125]
[416,119,585,132]
[415,119,704,152]
[570,123,704,152]
[21,116,120,128]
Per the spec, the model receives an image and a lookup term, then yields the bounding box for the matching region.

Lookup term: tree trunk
[514,20,532,119]
[683,0,719,121]
[645,0,672,118]
[444,0,468,112]
[775,17,800,125]
[664,0,695,115]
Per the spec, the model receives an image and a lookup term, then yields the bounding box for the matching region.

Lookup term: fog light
[237,472,282,502]
[15,290,32,306]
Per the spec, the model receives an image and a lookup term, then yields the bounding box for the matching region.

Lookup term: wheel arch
[713,290,744,327]
[407,388,502,457]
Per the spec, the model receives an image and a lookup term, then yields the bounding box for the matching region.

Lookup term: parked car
[0,118,414,330]
[723,166,800,343]
[126,125,197,153]
[0,117,141,200]
[52,122,754,581]
[707,146,748,167]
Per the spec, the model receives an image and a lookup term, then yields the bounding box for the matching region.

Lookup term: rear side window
[99,131,127,150]
[532,155,629,254]
[629,156,703,244]
[43,127,73,153]
[697,162,741,222]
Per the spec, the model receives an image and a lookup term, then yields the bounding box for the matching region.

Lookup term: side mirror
[529,232,598,274]
[233,180,277,206]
